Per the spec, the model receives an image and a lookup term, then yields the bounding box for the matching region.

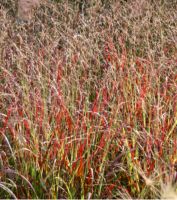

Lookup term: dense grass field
[0,0,177,198]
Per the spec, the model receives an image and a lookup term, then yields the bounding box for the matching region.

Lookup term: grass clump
[0,0,177,198]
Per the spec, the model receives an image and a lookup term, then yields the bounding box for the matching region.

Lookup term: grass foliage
[0,0,177,198]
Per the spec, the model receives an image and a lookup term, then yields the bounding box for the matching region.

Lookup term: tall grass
[0,0,176,198]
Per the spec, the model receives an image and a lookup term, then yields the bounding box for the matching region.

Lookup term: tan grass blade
[0,182,17,199]
[17,0,40,21]
[161,184,177,199]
